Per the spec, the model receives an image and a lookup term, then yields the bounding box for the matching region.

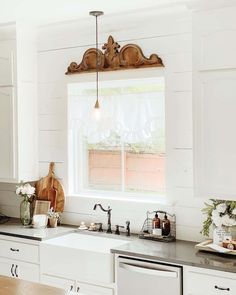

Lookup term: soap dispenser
[152,212,161,229]
[162,213,171,236]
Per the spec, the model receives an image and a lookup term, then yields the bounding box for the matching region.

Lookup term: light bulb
[92,106,101,121]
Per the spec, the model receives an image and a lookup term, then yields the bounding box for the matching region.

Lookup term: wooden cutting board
[35,162,65,212]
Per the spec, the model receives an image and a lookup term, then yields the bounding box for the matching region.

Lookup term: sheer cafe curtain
[68,80,165,145]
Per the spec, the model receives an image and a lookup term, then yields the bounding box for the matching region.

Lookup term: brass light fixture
[89,11,104,120]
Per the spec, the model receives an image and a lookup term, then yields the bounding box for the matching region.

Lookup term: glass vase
[20,197,31,226]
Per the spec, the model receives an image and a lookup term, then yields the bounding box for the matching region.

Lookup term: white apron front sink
[40,233,129,284]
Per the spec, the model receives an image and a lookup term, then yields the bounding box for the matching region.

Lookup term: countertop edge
[111,248,236,274]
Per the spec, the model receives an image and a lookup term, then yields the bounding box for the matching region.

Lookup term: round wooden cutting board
[35,162,65,212]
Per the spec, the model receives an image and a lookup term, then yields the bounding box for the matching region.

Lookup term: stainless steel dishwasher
[117,256,182,295]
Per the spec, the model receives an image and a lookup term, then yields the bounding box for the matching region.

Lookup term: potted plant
[48,208,60,228]
[201,199,236,245]
[16,182,35,226]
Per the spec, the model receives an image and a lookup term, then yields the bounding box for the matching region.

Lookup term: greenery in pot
[201,199,236,237]
[48,208,60,219]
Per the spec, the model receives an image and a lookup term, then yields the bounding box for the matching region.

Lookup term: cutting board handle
[48,162,55,177]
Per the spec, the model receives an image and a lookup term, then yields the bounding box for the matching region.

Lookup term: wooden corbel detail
[66,35,164,75]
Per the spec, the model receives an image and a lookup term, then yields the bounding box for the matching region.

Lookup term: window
[68,75,165,197]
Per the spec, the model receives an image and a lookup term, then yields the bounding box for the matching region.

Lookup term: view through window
[68,76,165,196]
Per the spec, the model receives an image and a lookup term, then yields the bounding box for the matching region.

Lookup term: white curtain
[69,79,164,144]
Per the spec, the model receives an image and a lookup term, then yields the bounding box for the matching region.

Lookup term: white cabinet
[193,6,236,200]
[0,39,14,86]
[0,87,15,180]
[184,266,236,295]
[41,274,76,293]
[0,237,39,263]
[0,23,38,183]
[0,235,40,283]
[41,274,114,295]
[77,281,113,295]
[0,257,39,282]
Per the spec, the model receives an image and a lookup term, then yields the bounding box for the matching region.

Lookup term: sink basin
[40,232,129,284]
[42,232,129,252]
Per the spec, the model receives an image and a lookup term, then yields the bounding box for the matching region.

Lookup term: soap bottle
[162,214,171,236]
[152,212,161,229]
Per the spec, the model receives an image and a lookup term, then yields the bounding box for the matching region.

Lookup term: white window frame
[67,67,166,203]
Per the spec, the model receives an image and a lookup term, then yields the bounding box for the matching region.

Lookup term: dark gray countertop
[1,219,236,273]
[111,238,236,273]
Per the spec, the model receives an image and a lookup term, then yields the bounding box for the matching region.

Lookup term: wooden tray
[195,240,236,255]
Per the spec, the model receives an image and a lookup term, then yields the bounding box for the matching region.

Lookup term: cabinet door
[194,72,236,199]
[0,257,15,278]
[41,274,76,293]
[0,87,15,180]
[0,257,39,282]
[76,281,113,295]
[193,7,236,200]
[15,260,39,282]
[0,40,14,86]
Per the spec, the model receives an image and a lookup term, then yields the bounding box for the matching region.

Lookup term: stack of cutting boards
[35,162,65,212]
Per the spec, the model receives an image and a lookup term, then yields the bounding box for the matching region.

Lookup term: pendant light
[89,11,104,121]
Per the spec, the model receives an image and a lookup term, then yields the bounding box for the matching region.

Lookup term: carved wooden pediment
[66,35,164,75]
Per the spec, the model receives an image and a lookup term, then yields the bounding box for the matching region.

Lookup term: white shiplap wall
[0,8,206,242]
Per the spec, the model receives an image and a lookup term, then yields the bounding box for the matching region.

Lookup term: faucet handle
[126,220,131,236]
[115,225,125,235]
[95,223,103,232]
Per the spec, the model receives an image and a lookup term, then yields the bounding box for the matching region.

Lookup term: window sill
[67,191,173,206]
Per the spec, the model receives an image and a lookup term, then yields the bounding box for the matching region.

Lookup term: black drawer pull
[15,265,18,278]
[10,264,14,277]
[215,285,230,291]
[77,286,80,292]
[10,248,19,252]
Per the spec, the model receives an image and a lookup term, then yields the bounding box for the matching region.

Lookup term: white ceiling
[0,0,190,25]
[1,0,236,26]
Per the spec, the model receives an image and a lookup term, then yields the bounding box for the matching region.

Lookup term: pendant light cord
[95,15,99,105]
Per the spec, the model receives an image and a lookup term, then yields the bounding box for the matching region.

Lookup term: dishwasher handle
[119,262,178,278]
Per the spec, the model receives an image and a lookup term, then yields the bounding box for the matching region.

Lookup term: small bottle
[162,214,171,236]
[152,212,161,229]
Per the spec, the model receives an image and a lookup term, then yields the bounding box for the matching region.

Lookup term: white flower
[16,186,23,195]
[216,203,227,213]
[212,215,223,227]
[16,183,35,196]
[211,209,219,218]
[232,208,236,215]
[24,183,35,195]
[222,214,235,227]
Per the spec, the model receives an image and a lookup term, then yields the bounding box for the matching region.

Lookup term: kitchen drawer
[187,271,236,295]
[77,281,113,295]
[41,274,76,293]
[0,239,39,263]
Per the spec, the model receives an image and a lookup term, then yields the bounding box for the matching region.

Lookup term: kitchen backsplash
[0,182,205,242]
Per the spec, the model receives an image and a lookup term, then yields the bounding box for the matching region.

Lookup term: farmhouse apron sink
[40,232,129,284]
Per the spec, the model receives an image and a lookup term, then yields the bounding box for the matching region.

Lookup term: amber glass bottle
[162,214,171,236]
[152,212,161,229]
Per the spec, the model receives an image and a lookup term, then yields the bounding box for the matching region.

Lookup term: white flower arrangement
[201,200,236,236]
[15,182,35,201]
